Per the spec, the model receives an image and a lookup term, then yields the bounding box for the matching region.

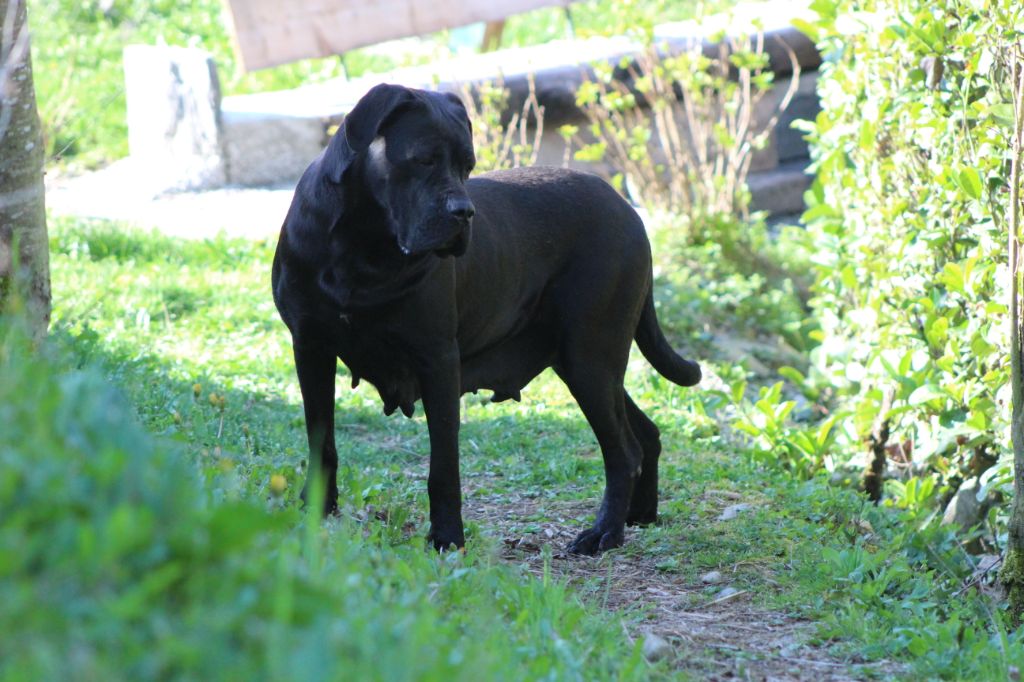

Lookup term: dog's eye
[415,156,436,167]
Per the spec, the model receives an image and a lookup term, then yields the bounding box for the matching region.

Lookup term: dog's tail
[635,282,701,387]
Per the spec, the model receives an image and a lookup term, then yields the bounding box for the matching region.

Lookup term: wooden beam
[223,0,571,72]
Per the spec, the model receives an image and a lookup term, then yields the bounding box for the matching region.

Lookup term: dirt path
[466,491,900,681]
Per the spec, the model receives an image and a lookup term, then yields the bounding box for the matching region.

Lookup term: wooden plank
[223,0,570,72]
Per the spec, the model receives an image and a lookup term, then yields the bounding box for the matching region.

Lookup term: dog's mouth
[434,229,469,258]
[399,227,470,258]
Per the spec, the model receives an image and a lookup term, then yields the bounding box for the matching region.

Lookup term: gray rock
[942,477,999,552]
[219,104,326,186]
[718,503,755,521]
[718,586,741,599]
[701,570,724,584]
[775,72,821,162]
[747,160,813,215]
[642,633,672,663]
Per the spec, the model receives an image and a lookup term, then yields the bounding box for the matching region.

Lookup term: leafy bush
[0,315,648,681]
[734,1,1022,506]
[458,76,544,173]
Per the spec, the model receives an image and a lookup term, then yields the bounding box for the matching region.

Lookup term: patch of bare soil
[465,490,903,681]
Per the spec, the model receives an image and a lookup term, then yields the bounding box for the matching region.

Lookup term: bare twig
[571,24,798,227]
[458,73,544,173]
[698,589,748,608]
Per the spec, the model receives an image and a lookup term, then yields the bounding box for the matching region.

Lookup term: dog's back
[453,166,651,341]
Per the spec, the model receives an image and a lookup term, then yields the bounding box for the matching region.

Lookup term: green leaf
[940,262,965,294]
[908,384,947,406]
[733,421,762,437]
[786,432,816,456]
[840,265,858,290]
[907,636,929,656]
[791,18,820,42]
[988,103,1016,128]
[956,167,983,200]
[778,366,807,386]
[730,380,747,404]
[925,316,949,349]
[816,415,840,446]
[858,120,875,152]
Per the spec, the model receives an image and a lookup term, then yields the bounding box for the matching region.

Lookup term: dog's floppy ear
[345,83,416,152]
[322,84,415,184]
[443,91,473,137]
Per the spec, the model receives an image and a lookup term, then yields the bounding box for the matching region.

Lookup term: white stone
[123,45,226,191]
[718,503,754,521]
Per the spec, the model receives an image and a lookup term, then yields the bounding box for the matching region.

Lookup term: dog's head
[324,84,476,258]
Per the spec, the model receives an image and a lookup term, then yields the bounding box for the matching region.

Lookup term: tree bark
[1001,47,1024,626]
[0,0,49,338]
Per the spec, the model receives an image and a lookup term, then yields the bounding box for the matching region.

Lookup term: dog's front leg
[293,339,339,515]
[417,348,465,551]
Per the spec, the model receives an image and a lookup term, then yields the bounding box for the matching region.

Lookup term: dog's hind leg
[624,393,661,525]
[555,358,644,555]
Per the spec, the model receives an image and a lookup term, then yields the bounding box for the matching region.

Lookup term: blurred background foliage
[28,0,704,169]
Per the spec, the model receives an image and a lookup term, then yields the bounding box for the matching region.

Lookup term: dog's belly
[334,325,422,417]
[336,314,555,415]
[459,322,554,402]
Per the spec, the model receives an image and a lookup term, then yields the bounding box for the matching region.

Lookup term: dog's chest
[334,317,420,417]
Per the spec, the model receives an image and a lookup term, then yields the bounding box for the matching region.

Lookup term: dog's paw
[299,483,340,517]
[567,525,624,556]
[427,525,466,553]
[626,501,658,526]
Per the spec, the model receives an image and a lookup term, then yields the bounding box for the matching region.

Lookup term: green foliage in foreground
[0,323,648,681]
[0,217,1017,679]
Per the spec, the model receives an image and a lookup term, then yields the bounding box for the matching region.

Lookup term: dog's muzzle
[447,196,475,223]
[432,196,474,257]
[398,197,475,257]
[434,225,471,258]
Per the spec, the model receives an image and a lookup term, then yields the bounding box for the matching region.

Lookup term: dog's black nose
[448,197,475,222]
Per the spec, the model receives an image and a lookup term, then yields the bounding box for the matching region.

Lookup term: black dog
[272,83,701,555]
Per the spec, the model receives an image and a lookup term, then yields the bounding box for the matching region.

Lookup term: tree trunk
[0,0,49,338]
[1001,48,1024,626]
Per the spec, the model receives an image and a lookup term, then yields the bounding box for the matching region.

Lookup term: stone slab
[123,45,226,190]
[747,160,813,215]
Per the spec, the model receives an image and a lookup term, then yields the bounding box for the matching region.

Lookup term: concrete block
[123,45,226,191]
[756,71,819,163]
[747,160,813,215]
[777,72,820,162]
[220,106,327,186]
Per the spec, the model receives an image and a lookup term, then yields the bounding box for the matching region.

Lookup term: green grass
[2,216,1021,679]
[3,219,654,680]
